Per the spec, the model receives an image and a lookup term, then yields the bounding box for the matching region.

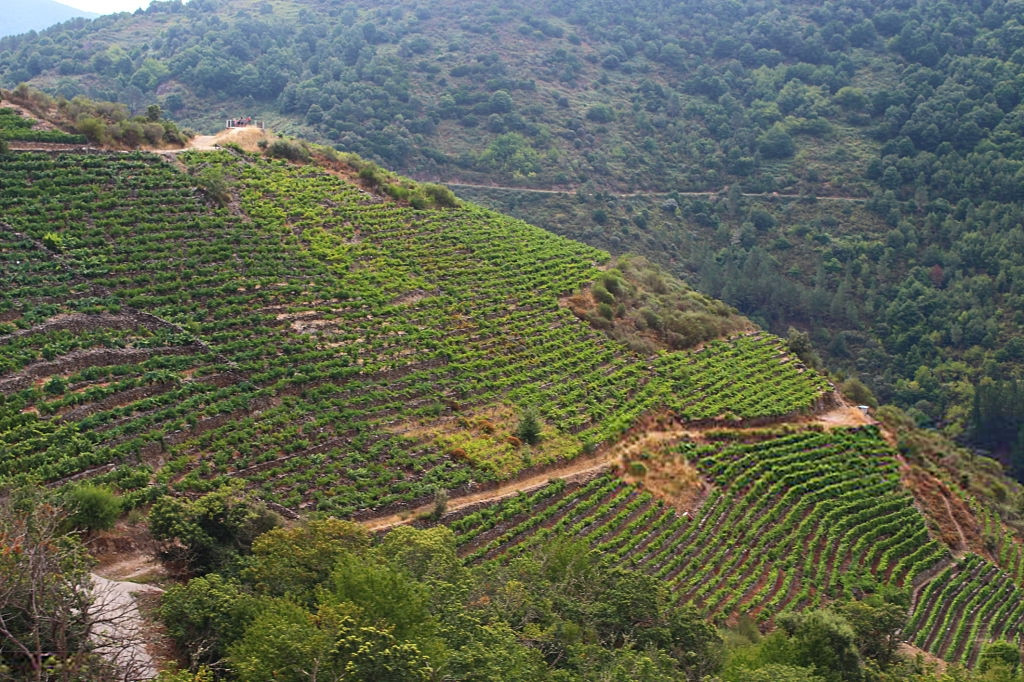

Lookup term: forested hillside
[1,0,1022,463]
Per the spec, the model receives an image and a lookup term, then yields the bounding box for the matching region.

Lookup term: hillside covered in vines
[0,111,830,516]
[3,0,1024,466]
[5,102,1024,680]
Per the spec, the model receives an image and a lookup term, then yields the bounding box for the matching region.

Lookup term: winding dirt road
[445,181,868,203]
[362,402,874,532]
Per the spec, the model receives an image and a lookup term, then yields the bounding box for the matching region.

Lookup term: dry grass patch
[390,403,582,479]
[622,443,711,515]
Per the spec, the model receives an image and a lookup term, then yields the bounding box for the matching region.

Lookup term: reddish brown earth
[901,465,988,559]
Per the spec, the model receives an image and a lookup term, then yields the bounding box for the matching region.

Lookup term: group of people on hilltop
[230,116,253,127]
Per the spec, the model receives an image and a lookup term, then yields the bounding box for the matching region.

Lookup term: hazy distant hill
[0,0,96,38]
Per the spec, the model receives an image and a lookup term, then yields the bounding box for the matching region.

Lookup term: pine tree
[515,410,542,445]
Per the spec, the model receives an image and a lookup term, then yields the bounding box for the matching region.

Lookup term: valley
[2,0,1024,675]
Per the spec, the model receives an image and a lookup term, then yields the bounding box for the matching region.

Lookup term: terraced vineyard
[445,426,1022,657]
[906,553,1024,666]
[6,106,1024,674]
[0,141,830,515]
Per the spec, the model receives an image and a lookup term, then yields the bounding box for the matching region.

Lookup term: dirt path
[806,402,874,428]
[90,574,164,681]
[363,456,617,532]
[446,181,868,203]
[187,134,220,150]
[362,402,875,532]
[173,126,272,153]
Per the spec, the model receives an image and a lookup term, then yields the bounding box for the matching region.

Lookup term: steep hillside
[5,105,1024,678]
[0,107,828,517]
[433,424,1024,668]
[2,0,1023,461]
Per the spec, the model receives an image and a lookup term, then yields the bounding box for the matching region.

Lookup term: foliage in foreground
[159,516,722,681]
[4,85,189,147]
[155,498,1024,682]
[0,488,151,681]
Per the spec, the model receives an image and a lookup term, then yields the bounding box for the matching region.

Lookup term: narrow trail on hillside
[362,401,873,532]
[445,181,868,203]
[90,574,164,680]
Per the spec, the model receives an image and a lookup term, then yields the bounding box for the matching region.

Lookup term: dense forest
[4,0,1023,462]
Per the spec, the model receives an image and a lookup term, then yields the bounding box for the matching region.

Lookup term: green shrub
[586,104,615,123]
[194,166,231,206]
[75,115,106,144]
[601,272,625,295]
[358,163,384,187]
[64,484,122,532]
[117,120,144,147]
[143,122,166,145]
[266,139,311,162]
[43,376,67,394]
[840,377,877,408]
[592,284,615,305]
[422,182,458,207]
[41,232,63,252]
[384,183,411,201]
[431,487,448,520]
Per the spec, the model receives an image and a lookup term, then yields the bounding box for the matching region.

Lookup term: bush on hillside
[63,483,122,532]
[266,139,311,162]
[515,410,542,445]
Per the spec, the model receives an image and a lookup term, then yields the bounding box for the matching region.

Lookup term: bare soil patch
[185,125,273,152]
[90,519,169,584]
[811,402,874,428]
[901,465,987,559]
[898,642,947,674]
[619,430,710,515]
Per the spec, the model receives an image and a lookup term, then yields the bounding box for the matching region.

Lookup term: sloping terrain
[0,124,829,517]
[5,0,1024,445]
[4,104,1024,674]
[435,424,1024,666]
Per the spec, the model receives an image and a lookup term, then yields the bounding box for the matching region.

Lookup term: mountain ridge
[0,0,97,39]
